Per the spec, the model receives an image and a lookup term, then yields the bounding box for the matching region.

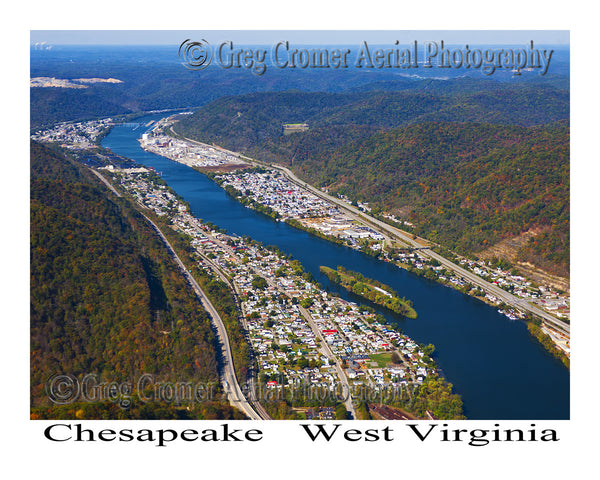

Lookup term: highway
[140,214,265,420]
[91,168,266,420]
[90,169,122,197]
[205,235,357,418]
[270,165,571,335]
[167,127,570,334]
[190,239,273,419]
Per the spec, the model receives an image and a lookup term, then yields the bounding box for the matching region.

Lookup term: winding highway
[170,124,570,335]
[140,214,264,420]
[91,168,266,420]
[270,165,571,335]
[205,234,357,418]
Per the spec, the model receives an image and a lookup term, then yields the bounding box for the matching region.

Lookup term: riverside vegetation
[320,266,417,319]
[177,86,569,279]
[30,141,244,419]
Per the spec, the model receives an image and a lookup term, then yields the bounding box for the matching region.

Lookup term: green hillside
[296,121,569,276]
[177,86,569,277]
[30,142,238,419]
[176,84,569,156]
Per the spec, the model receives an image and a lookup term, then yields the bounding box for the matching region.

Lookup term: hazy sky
[30,30,569,46]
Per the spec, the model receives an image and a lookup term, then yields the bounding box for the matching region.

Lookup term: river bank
[320,266,418,319]
[98,113,569,419]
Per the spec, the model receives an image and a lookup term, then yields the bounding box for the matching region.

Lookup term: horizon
[30,30,570,46]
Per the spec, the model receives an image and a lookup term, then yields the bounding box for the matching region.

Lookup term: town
[104,167,435,412]
[139,119,570,357]
[32,116,571,363]
[139,115,247,170]
[31,118,114,150]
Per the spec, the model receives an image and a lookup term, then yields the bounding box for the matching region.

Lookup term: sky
[30,30,570,46]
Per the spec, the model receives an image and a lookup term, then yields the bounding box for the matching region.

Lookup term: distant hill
[294,121,570,277]
[177,86,569,278]
[176,83,569,154]
[30,45,569,129]
[30,142,233,418]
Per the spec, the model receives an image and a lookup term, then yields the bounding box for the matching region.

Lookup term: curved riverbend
[102,114,569,420]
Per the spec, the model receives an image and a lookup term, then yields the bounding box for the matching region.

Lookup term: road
[167,126,570,334]
[91,168,265,420]
[297,304,358,419]
[269,165,570,335]
[206,234,358,418]
[191,240,273,418]
[141,215,265,419]
[90,169,122,197]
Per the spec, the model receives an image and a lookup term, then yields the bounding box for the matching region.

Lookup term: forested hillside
[177,84,569,277]
[176,84,568,154]
[295,121,570,276]
[30,45,570,129]
[30,142,236,418]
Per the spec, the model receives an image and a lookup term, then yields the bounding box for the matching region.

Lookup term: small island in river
[320,265,418,319]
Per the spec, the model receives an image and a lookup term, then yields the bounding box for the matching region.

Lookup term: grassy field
[369,352,393,368]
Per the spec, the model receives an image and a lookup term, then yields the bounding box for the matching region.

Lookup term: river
[102,113,569,419]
